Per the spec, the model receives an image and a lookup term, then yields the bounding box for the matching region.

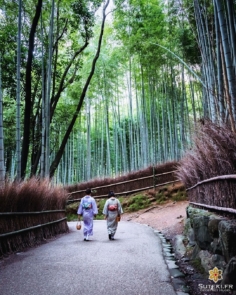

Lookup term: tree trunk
[45,0,55,177]
[16,0,22,181]
[21,0,43,178]
[86,98,91,180]
[0,55,5,185]
[49,0,110,178]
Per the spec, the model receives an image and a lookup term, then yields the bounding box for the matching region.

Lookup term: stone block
[192,215,213,250]
[222,257,236,290]
[210,238,222,255]
[208,217,223,239]
[219,220,236,262]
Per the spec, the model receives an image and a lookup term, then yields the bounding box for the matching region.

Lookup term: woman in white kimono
[103,191,123,240]
[77,188,98,241]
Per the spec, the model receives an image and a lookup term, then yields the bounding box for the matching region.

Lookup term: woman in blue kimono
[103,191,123,240]
[77,188,98,241]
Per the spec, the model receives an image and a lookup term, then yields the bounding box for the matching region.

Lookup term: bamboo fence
[185,175,236,210]
[0,178,69,258]
[67,170,179,202]
[0,210,68,258]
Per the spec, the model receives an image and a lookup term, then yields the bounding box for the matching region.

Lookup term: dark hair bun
[108,191,115,197]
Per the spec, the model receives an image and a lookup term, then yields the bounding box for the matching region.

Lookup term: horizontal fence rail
[186,174,236,212]
[189,202,236,217]
[0,217,67,238]
[186,174,236,191]
[0,208,69,258]
[67,170,177,198]
[67,180,179,203]
[67,170,179,203]
[0,210,65,216]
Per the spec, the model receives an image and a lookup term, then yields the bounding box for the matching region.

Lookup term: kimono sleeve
[117,200,123,215]
[92,198,98,215]
[102,200,109,215]
[77,198,84,215]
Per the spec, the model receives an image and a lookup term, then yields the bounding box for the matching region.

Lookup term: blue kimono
[77,195,98,240]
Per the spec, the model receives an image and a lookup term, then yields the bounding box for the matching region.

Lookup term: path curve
[0,221,177,295]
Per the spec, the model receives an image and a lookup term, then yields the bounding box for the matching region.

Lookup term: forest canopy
[0,0,235,185]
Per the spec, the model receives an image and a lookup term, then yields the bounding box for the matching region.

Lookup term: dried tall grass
[0,177,69,258]
[176,120,236,208]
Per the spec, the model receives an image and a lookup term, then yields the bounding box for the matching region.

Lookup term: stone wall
[174,206,236,290]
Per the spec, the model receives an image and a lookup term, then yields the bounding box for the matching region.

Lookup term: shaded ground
[122,201,226,295]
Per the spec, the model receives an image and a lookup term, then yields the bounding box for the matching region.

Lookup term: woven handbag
[76,222,82,230]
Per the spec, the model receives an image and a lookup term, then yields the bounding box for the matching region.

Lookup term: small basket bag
[76,222,82,230]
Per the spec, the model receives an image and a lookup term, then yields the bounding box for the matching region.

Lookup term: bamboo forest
[0,0,236,185]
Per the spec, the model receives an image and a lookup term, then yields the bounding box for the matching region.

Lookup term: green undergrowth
[191,258,206,275]
[123,194,151,212]
[65,182,187,221]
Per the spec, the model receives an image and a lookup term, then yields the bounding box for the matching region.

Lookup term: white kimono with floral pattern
[103,197,123,237]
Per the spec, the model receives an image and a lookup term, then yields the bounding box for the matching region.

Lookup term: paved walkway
[0,221,178,295]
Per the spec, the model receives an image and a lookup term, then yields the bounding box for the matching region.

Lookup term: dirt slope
[121,200,189,240]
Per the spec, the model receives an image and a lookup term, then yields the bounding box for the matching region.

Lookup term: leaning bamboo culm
[176,120,236,209]
[0,178,68,258]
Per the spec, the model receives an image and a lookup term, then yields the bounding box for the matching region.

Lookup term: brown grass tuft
[0,178,68,258]
[176,120,236,208]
